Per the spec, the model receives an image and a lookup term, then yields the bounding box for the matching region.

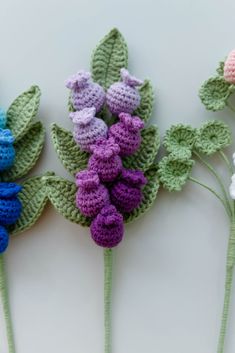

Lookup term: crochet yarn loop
[65,70,91,90]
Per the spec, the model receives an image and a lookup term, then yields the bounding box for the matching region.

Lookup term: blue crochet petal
[0,109,6,129]
[0,129,14,144]
[0,226,9,253]
[0,183,22,198]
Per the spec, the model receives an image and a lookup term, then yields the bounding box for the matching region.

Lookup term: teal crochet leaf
[51,124,89,176]
[91,28,128,90]
[6,86,41,141]
[124,165,159,223]
[45,175,91,227]
[199,76,235,111]
[123,126,160,171]
[1,122,45,181]
[134,80,154,123]
[9,173,50,236]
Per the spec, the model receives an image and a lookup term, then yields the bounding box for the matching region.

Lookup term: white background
[0,0,235,352]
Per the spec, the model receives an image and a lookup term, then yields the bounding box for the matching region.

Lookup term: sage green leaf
[124,165,159,224]
[123,126,160,171]
[216,61,225,76]
[9,173,51,236]
[199,76,235,111]
[91,28,128,90]
[1,122,45,181]
[45,175,90,227]
[51,124,89,176]
[6,86,41,141]
[134,80,154,123]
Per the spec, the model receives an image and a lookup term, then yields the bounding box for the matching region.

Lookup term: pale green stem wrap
[104,248,113,353]
[0,254,15,353]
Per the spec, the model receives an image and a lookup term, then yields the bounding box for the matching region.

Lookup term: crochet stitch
[109,112,144,156]
[106,68,143,115]
[0,183,22,226]
[224,49,235,84]
[0,226,9,253]
[66,70,105,112]
[0,109,6,129]
[0,129,15,171]
[70,107,108,152]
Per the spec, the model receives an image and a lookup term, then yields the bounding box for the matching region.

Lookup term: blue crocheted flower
[0,182,22,226]
[0,129,15,171]
[0,226,9,253]
[0,109,6,129]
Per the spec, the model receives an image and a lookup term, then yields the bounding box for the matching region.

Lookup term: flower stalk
[104,248,113,353]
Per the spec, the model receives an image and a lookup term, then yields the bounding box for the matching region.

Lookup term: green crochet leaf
[134,80,154,123]
[45,175,91,227]
[124,165,159,224]
[51,124,89,176]
[199,76,235,111]
[1,122,45,181]
[216,61,225,76]
[6,86,41,141]
[123,126,160,171]
[91,28,128,90]
[9,173,50,236]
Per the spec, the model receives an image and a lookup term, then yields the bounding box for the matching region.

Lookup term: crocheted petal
[6,86,41,141]
[91,28,128,90]
[199,76,235,111]
[134,80,154,123]
[216,61,225,76]
[158,156,194,192]
[1,122,45,181]
[45,176,91,227]
[51,124,89,176]
[124,165,159,224]
[9,173,51,236]
[123,125,160,171]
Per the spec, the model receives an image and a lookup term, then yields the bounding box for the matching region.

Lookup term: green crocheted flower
[163,124,196,159]
[158,155,194,192]
[194,120,231,155]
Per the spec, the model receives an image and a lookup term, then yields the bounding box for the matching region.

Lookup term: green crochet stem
[0,255,15,353]
[104,248,113,353]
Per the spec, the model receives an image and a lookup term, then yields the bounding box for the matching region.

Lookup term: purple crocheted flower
[88,138,122,182]
[109,112,144,156]
[110,169,147,213]
[66,70,105,112]
[75,170,109,217]
[70,107,108,152]
[90,205,124,247]
[106,68,143,115]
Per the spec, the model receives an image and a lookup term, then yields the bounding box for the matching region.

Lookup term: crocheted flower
[89,137,122,182]
[224,49,235,84]
[0,109,6,129]
[110,169,147,213]
[66,70,105,112]
[163,124,196,159]
[90,205,124,247]
[194,120,231,155]
[0,183,22,226]
[70,107,108,152]
[109,112,144,156]
[158,155,194,191]
[0,129,15,171]
[0,226,9,253]
[106,68,143,115]
[75,170,109,217]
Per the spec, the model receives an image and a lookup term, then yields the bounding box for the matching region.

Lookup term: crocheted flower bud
[106,68,143,115]
[0,129,15,171]
[224,49,235,84]
[0,226,9,253]
[0,183,22,226]
[90,205,124,248]
[65,70,105,112]
[111,169,147,213]
[88,138,122,182]
[0,109,6,129]
[109,113,144,156]
[75,170,109,217]
[70,107,108,152]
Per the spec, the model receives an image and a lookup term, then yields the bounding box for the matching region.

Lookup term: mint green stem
[0,254,15,353]
[219,151,234,176]
[104,248,113,353]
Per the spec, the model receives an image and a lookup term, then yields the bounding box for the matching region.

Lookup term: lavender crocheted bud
[0,183,22,226]
[75,170,109,217]
[109,113,144,156]
[70,107,108,152]
[90,205,124,248]
[111,169,147,213]
[88,138,122,182]
[0,129,15,171]
[66,70,105,112]
[106,68,143,115]
[0,226,9,253]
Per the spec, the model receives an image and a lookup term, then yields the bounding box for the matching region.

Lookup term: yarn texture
[0,129,15,171]
[224,49,235,84]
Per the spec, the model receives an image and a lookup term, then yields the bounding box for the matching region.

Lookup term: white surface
[0,0,235,352]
